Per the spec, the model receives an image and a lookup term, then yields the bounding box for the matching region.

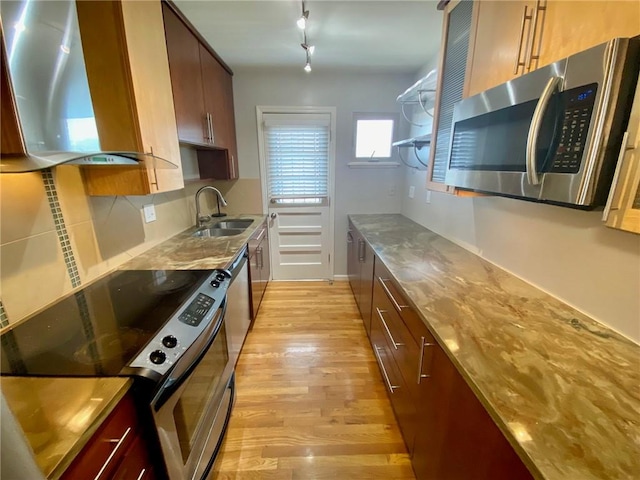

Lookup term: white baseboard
[332,275,348,281]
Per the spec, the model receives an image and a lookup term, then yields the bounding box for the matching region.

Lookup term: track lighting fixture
[297,2,309,29]
[299,10,315,72]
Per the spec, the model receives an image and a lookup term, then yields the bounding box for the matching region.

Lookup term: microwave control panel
[549,83,598,173]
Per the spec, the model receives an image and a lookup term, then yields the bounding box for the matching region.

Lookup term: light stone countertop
[0,377,132,479]
[121,214,267,270]
[349,213,640,480]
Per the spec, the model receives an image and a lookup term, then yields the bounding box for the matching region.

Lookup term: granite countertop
[121,214,267,270]
[1,377,132,479]
[349,214,640,480]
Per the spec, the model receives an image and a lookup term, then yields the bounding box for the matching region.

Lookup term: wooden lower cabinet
[369,256,533,480]
[347,220,375,335]
[413,341,533,480]
[61,392,160,480]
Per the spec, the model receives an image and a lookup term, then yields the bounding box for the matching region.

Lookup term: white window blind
[263,113,330,204]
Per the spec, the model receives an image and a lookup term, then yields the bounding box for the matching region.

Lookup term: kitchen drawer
[370,308,417,453]
[374,263,428,345]
[112,433,155,480]
[61,393,139,480]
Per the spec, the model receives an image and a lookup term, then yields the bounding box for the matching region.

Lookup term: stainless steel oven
[445,36,640,208]
[0,266,238,480]
[150,299,234,480]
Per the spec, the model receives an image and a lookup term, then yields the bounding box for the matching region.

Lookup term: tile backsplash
[0,166,253,326]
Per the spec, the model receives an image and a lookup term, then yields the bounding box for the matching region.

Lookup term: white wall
[232,67,414,276]
[401,69,640,343]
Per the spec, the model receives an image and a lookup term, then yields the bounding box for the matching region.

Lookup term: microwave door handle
[526,76,563,185]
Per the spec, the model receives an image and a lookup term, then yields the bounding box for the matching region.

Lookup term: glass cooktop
[0,270,213,377]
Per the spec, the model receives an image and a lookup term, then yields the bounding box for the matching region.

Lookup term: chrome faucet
[195,186,228,228]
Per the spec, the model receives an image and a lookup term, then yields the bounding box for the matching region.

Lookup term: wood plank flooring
[209,281,416,480]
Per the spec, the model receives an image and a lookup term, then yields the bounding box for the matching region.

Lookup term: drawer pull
[94,427,132,480]
[417,336,435,384]
[136,469,147,480]
[378,277,408,311]
[374,345,399,394]
[376,307,404,350]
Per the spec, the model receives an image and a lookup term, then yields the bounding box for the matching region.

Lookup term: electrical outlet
[425,190,432,204]
[143,204,157,223]
[409,185,415,199]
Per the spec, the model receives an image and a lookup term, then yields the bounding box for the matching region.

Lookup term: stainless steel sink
[192,228,245,238]
[211,219,253,230]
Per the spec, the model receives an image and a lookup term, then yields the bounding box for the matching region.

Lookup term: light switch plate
[409,186,415,199]
[425,190,432,204]
[143,204,157,223]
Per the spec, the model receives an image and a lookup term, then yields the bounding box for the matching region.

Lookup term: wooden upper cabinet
[535,1,640,69]
[466,0,640,96]
[426,0,476,192]
[163,3,239,180]
[76,0,183,196]
[466,1,530,97]
[162,3,207,145]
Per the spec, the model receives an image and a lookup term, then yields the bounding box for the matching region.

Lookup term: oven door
[150,299,235,480]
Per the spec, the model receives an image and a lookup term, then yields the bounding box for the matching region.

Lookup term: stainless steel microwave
[445,37,640,208]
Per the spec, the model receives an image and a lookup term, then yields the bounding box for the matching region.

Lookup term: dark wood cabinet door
[222,70,239,178]
[162,3,206,145]
[412,343,533,480]
[359,241,375,335]
[199,44,226,146]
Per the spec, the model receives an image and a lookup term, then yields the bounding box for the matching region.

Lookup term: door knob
[270,213,277,219]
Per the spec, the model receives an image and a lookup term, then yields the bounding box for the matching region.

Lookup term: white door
[257,108,336,281]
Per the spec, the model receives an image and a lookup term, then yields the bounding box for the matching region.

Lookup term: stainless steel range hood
[0,0,176,173]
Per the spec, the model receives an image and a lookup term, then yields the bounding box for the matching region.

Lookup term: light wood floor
[209,281,416,480]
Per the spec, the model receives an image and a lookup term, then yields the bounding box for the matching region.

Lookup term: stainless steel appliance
[445,37,640,208]
[225,247,252,367]
[0,266,237,480]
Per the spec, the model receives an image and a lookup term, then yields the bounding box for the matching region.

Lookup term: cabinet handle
[94,427,132,480]
[373,345,399,394]
[230,154,235,178]
[376,307,404,349]
[203,114,210,143]
[209,113,215,144]
[256,246,263,268]
[513,5,533,75]
[357,239,365,262]
[136,469,147,480]
[417,336,435,384]
[526,0,547,72]
[378,277,408,311]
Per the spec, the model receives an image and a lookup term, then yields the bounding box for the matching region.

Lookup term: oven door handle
[151,298,228,410]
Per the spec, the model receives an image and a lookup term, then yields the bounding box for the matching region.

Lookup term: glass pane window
[355,119,394,158]
[263,113,330,203]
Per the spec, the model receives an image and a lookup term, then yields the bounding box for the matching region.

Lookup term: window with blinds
[431,0,473,184]
[263,113,330,205]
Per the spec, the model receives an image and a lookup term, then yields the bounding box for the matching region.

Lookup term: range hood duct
[0,0,176,174]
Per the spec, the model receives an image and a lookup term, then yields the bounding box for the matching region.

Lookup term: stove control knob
[210,280,220,288]
[215,273,226,282]
[162,335,178,348]
[149,350,167,365]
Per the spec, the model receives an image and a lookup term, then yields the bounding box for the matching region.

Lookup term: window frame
[351,112,398,162]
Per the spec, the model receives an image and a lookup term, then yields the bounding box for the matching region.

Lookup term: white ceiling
[173,0,443,73]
